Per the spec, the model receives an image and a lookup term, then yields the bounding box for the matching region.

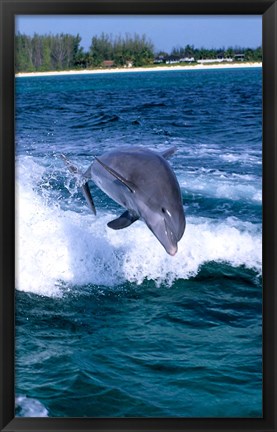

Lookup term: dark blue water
[15,68,262,418]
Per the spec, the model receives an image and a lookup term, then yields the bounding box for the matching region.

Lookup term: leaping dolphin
[61,146,186,255]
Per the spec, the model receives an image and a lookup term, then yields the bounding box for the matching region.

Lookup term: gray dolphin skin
[61,146,186,255]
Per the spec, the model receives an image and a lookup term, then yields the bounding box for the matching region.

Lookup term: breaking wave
[15,156,262,297]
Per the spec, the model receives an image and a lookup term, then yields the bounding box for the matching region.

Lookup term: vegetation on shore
[15,32,262,73]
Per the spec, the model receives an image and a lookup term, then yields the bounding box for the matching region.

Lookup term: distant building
[165,56,180,65]
[179,57,195,63]
[197,57,233,64]
[217,54,233,62]
[197,59,221,64]
[125,60,133,68]
[153,57,164,64]
[217,53,225,61]
[102,60,114,68]
[234,54,245,61]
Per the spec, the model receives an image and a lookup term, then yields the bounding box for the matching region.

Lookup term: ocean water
[15,68,262,418]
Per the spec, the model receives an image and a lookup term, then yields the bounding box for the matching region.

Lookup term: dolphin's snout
[167,245,178,256]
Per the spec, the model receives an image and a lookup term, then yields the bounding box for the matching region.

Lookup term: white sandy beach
[16,62,262,78]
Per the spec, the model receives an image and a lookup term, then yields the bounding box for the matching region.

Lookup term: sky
[15,15,262,53]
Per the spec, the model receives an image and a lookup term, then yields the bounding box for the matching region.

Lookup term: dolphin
[61,146,186,255]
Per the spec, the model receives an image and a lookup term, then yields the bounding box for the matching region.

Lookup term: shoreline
[16,62,262,78]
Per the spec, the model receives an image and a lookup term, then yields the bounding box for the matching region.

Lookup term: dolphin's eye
[162,208,172,217]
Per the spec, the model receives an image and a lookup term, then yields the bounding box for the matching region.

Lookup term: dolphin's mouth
[145,217,178,256]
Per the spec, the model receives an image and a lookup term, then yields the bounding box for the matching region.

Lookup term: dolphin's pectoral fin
[160,146,177,159]
[81,182,96,215]
[107,211,139,230]
[95,157,135,193]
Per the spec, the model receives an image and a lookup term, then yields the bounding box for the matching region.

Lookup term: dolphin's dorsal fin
[95,157,135,193]
[160,146,177,159]
[107,210,139,230]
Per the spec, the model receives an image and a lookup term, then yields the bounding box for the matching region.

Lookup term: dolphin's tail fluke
[60,154,96,215]
[60,154,78,174]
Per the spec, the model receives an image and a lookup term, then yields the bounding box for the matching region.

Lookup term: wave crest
[16,157,262,297]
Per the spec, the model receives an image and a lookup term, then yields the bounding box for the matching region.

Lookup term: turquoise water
[15,68,262,417]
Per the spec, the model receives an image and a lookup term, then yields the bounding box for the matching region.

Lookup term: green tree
[15,33,35,72]
[90,33,113,67]
[40,36,52,71]
[90,32,154,67]
[254,46,262,62]
[184,44,195,57]
[225,47,234,58]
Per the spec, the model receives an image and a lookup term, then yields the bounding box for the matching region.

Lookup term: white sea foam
[178,170,262,203]
[15,395,49,417]
[183,144,262,166]
[220,152,262,165]
[15,157,262,297]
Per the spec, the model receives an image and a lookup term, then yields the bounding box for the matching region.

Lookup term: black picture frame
[0,0,276,431]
